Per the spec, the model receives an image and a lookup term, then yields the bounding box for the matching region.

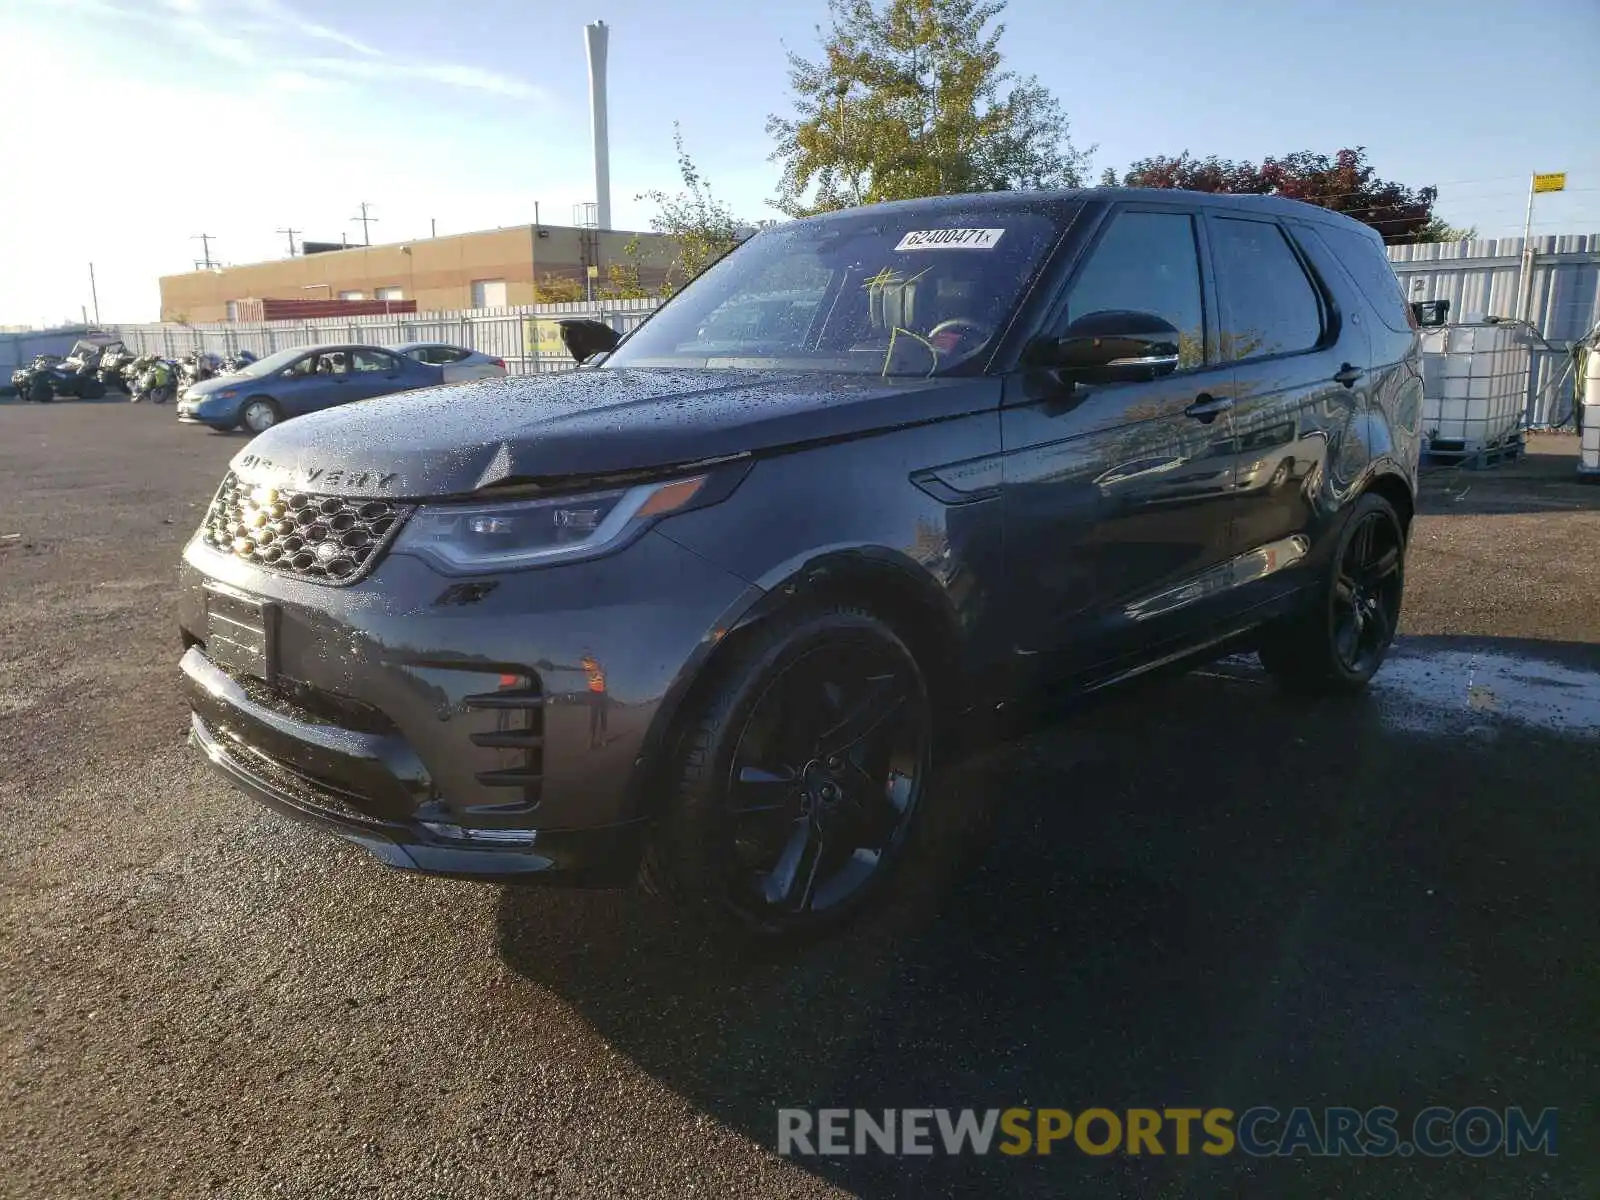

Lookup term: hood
[184,374,244,398]
[229,368,994,499]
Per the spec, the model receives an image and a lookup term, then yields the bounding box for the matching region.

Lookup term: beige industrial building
[159,223,678,323]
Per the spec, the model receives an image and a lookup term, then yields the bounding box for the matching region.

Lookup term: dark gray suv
[179,189,1422,939]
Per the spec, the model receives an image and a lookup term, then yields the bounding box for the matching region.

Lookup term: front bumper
[177,398,235,427]
[179,528,759,882]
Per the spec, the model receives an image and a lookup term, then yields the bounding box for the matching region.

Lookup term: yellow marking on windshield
[883,327,938,378]
[861,264,931,293]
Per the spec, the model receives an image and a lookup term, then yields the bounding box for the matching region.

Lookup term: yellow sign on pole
[586,265,600,279]
[526,318,566,359]
[1532,172,1567,194]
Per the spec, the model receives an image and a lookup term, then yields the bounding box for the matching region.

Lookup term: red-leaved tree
[1104,147,1448,244]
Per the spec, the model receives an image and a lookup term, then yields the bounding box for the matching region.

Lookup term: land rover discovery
[179,188,1422,939]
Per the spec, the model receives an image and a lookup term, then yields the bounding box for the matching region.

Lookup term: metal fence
[1388,234,1600,427]
[101,235,1600,425]
[111,298,664,376]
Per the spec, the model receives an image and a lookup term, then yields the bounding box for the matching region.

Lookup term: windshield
[231,347,314,378]
[602,207,1071,376]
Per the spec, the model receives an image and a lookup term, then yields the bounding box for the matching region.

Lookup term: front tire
[642,607,933,941]
[1258,492,1406,694]
[240,397,280,434]
[27,379,51,403]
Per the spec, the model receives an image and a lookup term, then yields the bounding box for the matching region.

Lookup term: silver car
[392,343,507,384]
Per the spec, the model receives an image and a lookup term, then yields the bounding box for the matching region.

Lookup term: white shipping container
[1419,322,1530,456]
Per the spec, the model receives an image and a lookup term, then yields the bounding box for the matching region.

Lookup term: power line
[350,201,378,247]
[191,233,218,269]
[276,226,302,256]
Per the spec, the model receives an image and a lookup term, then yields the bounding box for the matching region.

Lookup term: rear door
[1202,214,1368,608]
[1000,203,1243,683]
[347,348,405,400]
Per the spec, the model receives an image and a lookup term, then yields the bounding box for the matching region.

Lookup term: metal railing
[111,298,663,376]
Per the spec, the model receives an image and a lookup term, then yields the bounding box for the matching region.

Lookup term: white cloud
[306,55,544,100]
[240,0,381,57]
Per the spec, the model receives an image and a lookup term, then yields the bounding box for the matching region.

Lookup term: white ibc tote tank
[1418,320,1531,460]
[1580,345,1600,478]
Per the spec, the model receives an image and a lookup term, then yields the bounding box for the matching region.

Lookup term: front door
[1204,214,1369,611]
[1000,205,1243,687]
[347,348,404,401]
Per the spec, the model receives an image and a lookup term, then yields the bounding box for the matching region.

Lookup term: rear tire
[1257,492,1406,694]
[641,606,933,942]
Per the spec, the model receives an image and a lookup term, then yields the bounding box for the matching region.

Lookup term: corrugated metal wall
[1389,234,1600,426]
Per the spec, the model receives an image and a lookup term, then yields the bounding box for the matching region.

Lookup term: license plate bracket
[204,584,278,682]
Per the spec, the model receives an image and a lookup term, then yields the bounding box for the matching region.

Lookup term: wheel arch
[625,547,967,825]
[1360,465,1415,535]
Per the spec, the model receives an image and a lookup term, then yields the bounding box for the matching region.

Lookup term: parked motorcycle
[220,349,259,374]
[128,354,177,405]
[177,351,223,389]
[10,355,59,399]
[96,341,136,394]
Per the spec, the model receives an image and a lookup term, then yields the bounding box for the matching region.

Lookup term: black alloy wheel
[1259,492,1406,693]
[1331,505,1404,677]
[646,608,932,938]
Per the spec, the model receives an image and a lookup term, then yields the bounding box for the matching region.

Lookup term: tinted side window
[1311,222,1411,332]
[351,349,396,373]
[1064,211,1204,368]
[1210,218,1324,361]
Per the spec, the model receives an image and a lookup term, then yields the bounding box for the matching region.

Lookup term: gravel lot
[2,399,1597,1199]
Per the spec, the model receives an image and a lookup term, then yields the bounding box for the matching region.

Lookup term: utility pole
[191,233,218,269]
[351,201,378,247]
[87,262,100,324]
[276,226,302,256]
[430,217,437,239]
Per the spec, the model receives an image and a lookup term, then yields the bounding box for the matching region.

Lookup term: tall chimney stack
[584,20,611,231]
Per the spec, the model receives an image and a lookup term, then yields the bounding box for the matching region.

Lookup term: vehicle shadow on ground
[496,640,1599,1198]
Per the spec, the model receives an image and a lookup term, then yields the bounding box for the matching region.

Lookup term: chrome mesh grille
[199,471,413,585]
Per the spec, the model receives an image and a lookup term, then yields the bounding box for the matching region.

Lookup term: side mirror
[1411,299,1449,327]
[1027,310,1182,384]
[558,318,621,363]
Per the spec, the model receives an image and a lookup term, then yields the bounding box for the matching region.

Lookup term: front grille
[200,471,413,585]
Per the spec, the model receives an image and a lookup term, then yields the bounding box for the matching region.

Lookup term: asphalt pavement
[1,397,1597,1199]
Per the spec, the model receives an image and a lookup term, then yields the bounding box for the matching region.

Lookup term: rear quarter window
[1311,223,1412,333]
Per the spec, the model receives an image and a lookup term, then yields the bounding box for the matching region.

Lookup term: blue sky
[2,0,1597,325]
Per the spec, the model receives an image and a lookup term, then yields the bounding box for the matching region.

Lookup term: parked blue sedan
[176,344,443,433]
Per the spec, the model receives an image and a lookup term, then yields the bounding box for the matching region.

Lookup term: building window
[471,279,508,309]
[375,286,404,300]
[337,290,366,301]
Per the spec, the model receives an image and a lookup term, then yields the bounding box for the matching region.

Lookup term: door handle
[1183,394,1233,423]
[1333,363,1363,388]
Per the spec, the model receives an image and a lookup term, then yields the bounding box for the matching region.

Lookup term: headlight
[392,474,712,573]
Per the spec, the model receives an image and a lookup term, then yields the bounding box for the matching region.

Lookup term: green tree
[602,124,748,299]
[532,273,586,303]
[1414,216,1477,243]
[767,0,1091,217]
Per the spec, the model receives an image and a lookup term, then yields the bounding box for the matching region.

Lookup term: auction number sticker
[894,228,1006,251]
